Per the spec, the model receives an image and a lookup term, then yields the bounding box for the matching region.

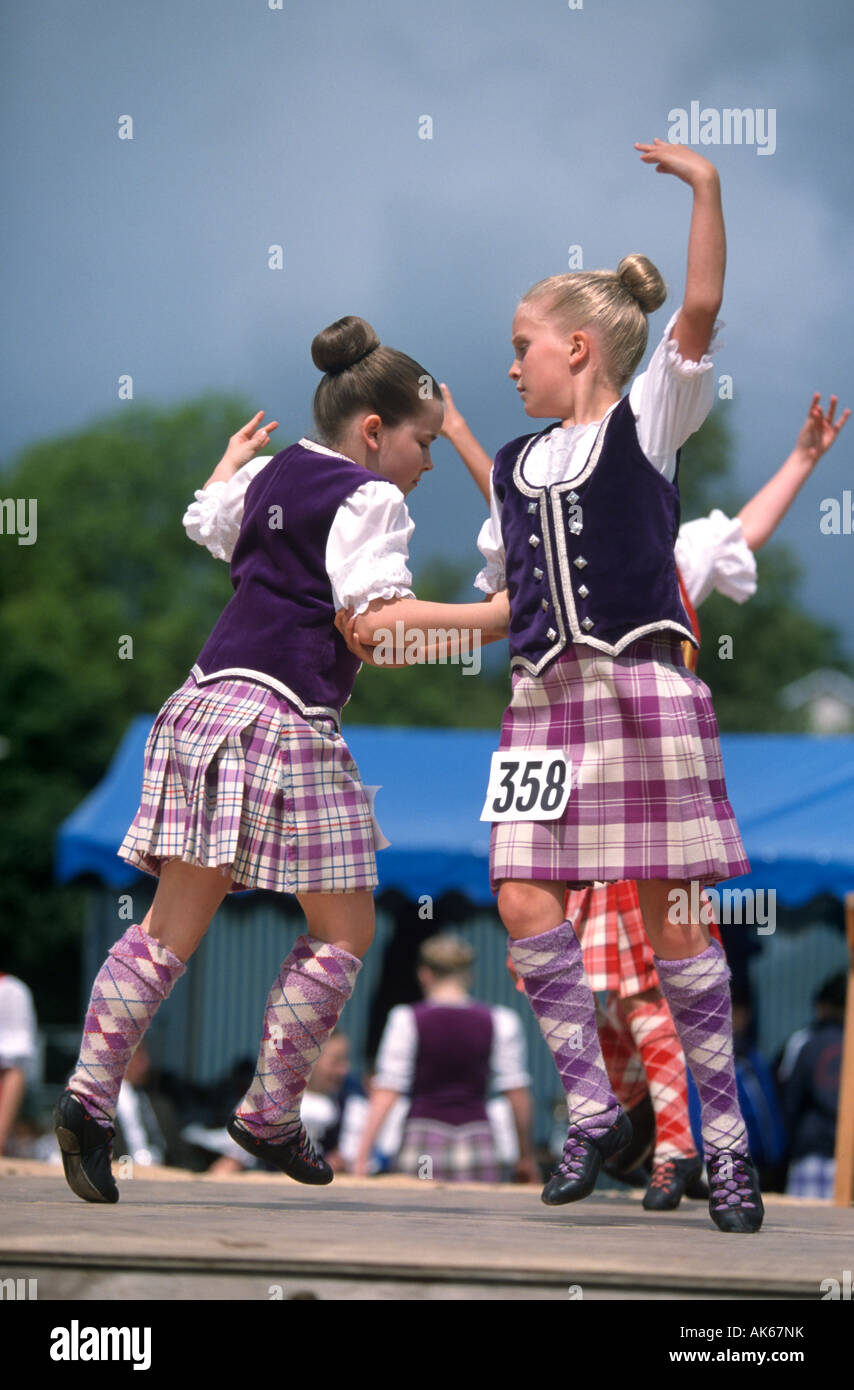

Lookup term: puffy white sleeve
[489,1006,531,1092]
[371,1004,417,1094]
[629,306,724,480]
[182,456,273,562]
[326,481,415,615]
[473,470,505,593]
[0,977,38,1072]
[675,509,758,608]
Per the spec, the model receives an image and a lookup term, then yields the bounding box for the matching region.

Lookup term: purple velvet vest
[408,1001,493,1125]
[194,443,386,722]
[494,396,696,675]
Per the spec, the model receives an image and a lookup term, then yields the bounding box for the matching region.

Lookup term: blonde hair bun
[616,254,667,315]
[419,934,474,976]
[311,315,380,374]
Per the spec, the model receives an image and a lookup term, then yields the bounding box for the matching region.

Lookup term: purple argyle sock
[235,934,361,1141]
[68,924,186,1127]
[509,919,621,1139]
[654,941,748,1160]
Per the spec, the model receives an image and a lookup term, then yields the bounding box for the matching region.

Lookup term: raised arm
[183,411,279,561]
[635,140,725,364]
[737,394,850,550]
[201,410,278,490]
[439,383,493,503]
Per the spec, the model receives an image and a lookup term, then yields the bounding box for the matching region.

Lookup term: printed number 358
[491,759,567,815]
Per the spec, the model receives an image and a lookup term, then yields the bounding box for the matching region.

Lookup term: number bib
[480,749,573,823]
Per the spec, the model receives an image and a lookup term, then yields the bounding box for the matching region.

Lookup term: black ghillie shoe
[542,1110,633,1206]
[642,1155,704,1211]
[707,1149,764,1233]
[603,1093,655,1179]
[54,1090,119,1205]
[227,1114,333,1186]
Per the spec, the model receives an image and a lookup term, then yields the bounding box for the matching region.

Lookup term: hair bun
[311,315,381,373]
[616,254,667,314]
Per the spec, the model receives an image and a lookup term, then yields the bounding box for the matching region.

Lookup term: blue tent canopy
[55,721,854,908]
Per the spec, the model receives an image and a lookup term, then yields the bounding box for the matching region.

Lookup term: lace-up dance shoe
[707,1149,764,1233]
[227,1114,333,1185]
[542,1110,633,1205]
[642,1155,705,1211]
[54,1089,119,1204]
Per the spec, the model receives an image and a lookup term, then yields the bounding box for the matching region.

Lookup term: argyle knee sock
[235,934,361,1141]
[620,995,699,1164]
[68,924,186,1128]
[510,920,621,1139]
[596,992,649,1110]
[654,941,748,1159]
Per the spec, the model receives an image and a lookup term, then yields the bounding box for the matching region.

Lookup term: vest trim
[190,663,343,730]
[506,412,697,674]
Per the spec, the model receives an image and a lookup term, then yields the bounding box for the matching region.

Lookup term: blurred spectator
[113,1043,204,1170]
[0,972,38,1155]
[301,1032,366,1172]
[353,934,535,1182]
[776,972,846,1198]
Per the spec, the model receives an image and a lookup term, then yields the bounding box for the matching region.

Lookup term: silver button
[527,501,538,513]
[567,491,579,504]
[528,534,540,549]
[569,520,583,535]
[573,556,588,569]
[533,567,543,581]
[578,584,589,598]
[546,627,557,641]
[581,617,594,631]
[541,598,549,611]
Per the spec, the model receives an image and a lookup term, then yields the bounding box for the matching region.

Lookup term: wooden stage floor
[1,1157,851,1301]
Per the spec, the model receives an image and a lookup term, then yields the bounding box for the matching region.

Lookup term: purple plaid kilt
[395,1117,502,1183]
[118,673,378,894]
[490,635,750,891]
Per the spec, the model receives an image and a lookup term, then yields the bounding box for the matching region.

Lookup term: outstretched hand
[794,394,850,468]
[635,139,719,188]
[439,383,467,443]
[222,411,279,472]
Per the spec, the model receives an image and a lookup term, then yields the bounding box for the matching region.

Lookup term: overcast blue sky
[3,0,853,653]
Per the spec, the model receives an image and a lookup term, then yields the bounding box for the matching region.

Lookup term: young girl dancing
[459,137,762,1233]
[54,316,509,1204]
[444,384,849,1211]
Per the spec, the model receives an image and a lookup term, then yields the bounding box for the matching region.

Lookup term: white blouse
[182,437,416,616]
[372,1000,531,1097]
[474,306,723,593]
[675,508,757,608]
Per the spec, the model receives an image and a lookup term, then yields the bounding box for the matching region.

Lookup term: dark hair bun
[616,254,667,314]
[311,315,381,373]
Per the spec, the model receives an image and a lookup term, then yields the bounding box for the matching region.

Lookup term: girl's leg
[617,987,700,1167]
[233,890,372,1145]
[595,992,649,1111]
[499,880,628,1200]
[67,860,232,1127]
[635,879,762,1231]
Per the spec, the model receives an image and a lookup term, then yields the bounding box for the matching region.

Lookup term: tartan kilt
[395,1117,503,1183]
[570,880,725,996]
[118,672,378,895]
[490,634,750,891]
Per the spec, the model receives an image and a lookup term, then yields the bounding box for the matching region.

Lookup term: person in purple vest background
[440,137,763,1233]
[352,935,536,1183]
[54,315,510,1205]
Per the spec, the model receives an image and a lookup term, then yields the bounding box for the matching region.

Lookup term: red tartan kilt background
[567,881,724,997]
